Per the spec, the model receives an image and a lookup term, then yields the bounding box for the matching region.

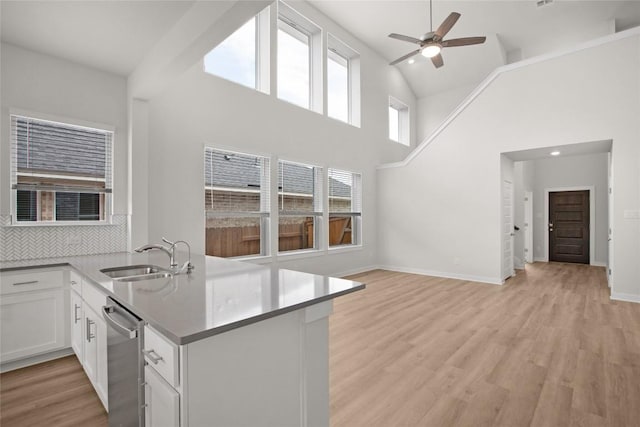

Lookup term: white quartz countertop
[0,252,365,345]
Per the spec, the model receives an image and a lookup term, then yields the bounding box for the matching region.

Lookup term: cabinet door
[70,290,84,361]
[0,289,66,362]
[145,365,180,427]
[83,305,99,385]
[95,315,109,410]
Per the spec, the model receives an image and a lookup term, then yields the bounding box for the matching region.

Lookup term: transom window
[327,33,360,126]
[278,160,323,253]
[204,148,271,258]
[10,114,113,224]
[277,1,322,113]
[389,96,410,146]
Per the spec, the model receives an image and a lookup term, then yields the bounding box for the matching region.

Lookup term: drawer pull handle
[13,280,38,286]
[142,349,164,364]
[74,304,81,323]
[86,318,95,342]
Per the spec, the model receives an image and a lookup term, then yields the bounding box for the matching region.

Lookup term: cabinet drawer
[143,326,179,388]
[69,270,82,295]
[0,270,64,295]
[82,280,107,314]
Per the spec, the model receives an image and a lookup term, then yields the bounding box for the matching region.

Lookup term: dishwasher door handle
[102,305,138,339]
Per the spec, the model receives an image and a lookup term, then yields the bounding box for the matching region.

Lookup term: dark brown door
[549,190,590,264]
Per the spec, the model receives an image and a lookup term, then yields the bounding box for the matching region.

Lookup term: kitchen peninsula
[0,251,364,426]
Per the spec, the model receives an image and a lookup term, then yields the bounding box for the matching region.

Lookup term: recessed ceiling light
[550,151,560,156]
[408,58,415,65]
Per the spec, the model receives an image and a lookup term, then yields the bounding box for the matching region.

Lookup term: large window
[278,160,323,253]
[327,34,360,126]
[204,8,270,93]
[328,168,362,247]
[277,1,322,112]
[204,148,270,258]
[389,96,410,145]
[11,114,113,223]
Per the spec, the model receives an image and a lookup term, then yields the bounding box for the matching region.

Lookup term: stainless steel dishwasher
[102,297,145,427]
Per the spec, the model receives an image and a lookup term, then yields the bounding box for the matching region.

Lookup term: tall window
[328,168,362,247]
[204,148,270,258]
[278,160,323,253]
[277,1,322,112]
[204,8,270,93]
[11,115,113,223]
[389,96,410,145]
[327,34,360,126]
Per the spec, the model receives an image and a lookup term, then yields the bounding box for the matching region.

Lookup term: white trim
[544,186,595,265]
[333,265,378,278]
[378,264,503,286]
[9,108,115,133]
[0,347,74,373]
[610,292,640,304]
[378,26,640,170]
[591,261,607,267]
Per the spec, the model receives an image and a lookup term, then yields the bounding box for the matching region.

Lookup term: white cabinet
[0,270,67,364]
[67,271,108,410]
[145,365,180,427]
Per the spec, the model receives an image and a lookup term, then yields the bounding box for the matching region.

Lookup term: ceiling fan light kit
[421,44,442,58]
[388,0,486,69]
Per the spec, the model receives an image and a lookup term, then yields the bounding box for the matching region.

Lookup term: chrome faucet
[134,237,194,275]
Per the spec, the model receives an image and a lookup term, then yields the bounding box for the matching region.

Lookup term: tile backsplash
[0,214,128,261]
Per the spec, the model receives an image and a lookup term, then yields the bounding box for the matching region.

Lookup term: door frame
[502,179,515,281]
[544,186,595,265]
[524,191,533,263]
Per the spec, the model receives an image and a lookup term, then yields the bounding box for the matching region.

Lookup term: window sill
[276,249,324,261]
[4,219,116,228]
[328,244,363,254]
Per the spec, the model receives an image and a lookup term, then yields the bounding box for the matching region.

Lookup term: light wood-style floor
[0,355,107,427]
[1,263,638,427]
[330,263,640,427]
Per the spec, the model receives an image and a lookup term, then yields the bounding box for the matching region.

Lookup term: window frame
[327,33,360,127]
[388,96,410,146]
[277,158,323,255]
[203,7,271,94]
[327,168,362,249]
[9,110,114,227]
[277,0,323,113]
[204,147,272,259]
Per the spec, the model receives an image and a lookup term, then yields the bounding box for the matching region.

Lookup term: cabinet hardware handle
[142,349,164,364]
[86,318,95,342]
[12,280,38,286]
[74,304,81,323]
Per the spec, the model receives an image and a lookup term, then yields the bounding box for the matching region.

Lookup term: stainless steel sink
[100,265,172,282]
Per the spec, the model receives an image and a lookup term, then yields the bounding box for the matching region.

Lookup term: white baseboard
[533,257,546,263]
[0,347,74,373]
[591,261,607,267]
[378,265,503,285]
[335,265,380,278]
[610,292,640,304]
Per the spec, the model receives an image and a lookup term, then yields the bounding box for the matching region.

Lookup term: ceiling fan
[388,0,486,68]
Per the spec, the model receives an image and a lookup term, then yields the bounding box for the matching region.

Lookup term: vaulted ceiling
[2,1,640,98]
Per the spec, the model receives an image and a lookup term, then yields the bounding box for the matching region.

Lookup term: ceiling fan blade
[434,12,460,41]
[388,33,423,44]
[441,36,487,48]
[389,49,421,65]
[431,53,444,68]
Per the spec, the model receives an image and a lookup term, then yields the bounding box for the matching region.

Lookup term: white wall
[378,33,640,299]
[0,43,128,214]
[416,83,475,143]
[529,153,609,265]
[0,43,130,260]
[140,1,416,276]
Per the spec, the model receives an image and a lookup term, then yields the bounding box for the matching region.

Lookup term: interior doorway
[548,190,590,264]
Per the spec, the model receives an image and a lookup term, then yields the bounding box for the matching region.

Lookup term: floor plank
[330,262,640,427]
